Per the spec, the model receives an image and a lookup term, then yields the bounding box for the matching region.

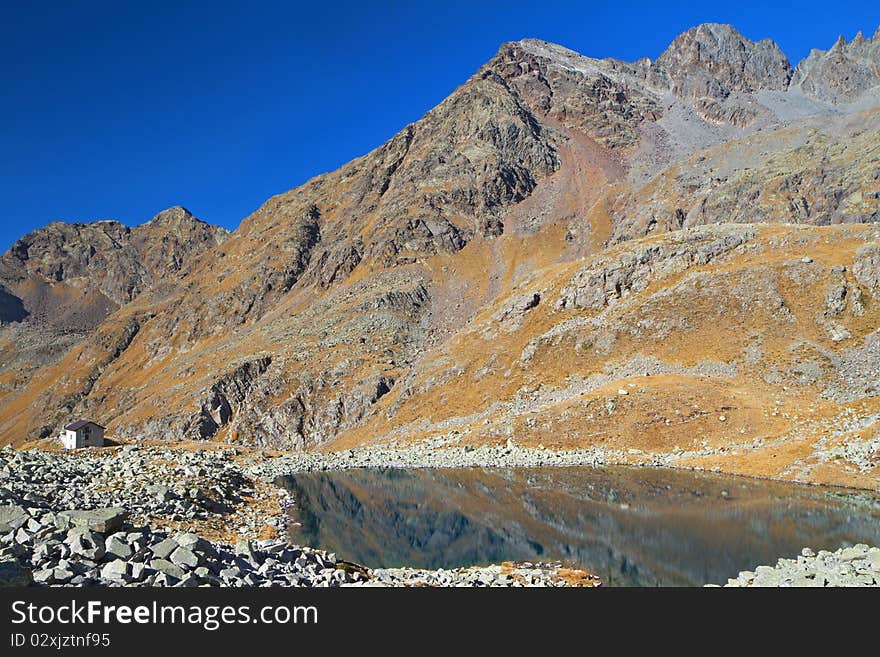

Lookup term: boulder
[0,504,29,534]
[105,535,133,560]
[169,546,199,569]
[101,560,131,582]
[149,538,179,560]
[56,508,128,534]
[51,565,75,583]
[149,559,185,581]
[173,532,213,554]
[64,529,106,561]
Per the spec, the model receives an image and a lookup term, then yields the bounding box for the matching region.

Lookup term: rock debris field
[0,445,598,587]
[721,545,880,587]
[1,444,879,587]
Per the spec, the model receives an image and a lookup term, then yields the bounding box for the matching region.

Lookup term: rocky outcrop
[556,226,755,311]
[607,109,880,244]
[854,243,880,294]
[486,40,661,149]
[186,357,273,440]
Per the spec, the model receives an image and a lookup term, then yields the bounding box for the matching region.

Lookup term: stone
[150,538,179,560]
[56,508,128,534]
[105,535,133,560]
[149,559,185,581]
[13,527,32,545]
[65,529,106,561]
[101,560,131,582]
[173,532,212,554]
[0,504,29,533]
[31,568,55,585]
[0,560,32,587]
[219,567,242,580]
[51,565,75,583]
[130,563,147,581]
[839,546,865,561]
[149,485,172,502]
[175,574,201,587]
[169,546,199,569]
[235,539,259,563]
[127,532,148,549]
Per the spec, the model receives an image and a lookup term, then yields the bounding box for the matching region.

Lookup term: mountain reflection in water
[277,466,880,586]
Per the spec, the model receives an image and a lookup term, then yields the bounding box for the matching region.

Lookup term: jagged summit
[511,23,880,108]
[651,23,792,97]
[791,26,880,103]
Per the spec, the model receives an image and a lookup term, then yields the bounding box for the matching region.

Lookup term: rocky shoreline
[0,445,599,587]
[720,545,880,587]
[246,442,613,480]
[3,443,879,587]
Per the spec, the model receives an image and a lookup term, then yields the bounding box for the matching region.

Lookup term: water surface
[278,466,880,586]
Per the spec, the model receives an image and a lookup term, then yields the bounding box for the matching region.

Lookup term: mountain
[1,24,879,489]
[0,207,228,426]
[792,28,880,103]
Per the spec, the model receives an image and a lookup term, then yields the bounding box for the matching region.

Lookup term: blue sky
[1,1,877,251]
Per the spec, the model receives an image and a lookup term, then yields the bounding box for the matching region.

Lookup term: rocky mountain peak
[144,205,197,226]
[791,27,880,103]
[652,23,793,99]
[0,208,228,331]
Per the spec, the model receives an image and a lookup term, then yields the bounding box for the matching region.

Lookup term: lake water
[277,466,880,586]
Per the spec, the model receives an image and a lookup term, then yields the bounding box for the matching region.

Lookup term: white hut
[60,420,105,449]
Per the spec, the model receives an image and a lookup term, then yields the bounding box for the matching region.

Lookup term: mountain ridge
[1,23,879,490]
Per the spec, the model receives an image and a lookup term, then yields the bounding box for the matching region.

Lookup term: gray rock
[173,532,213,554]
[31,568,55,585]
[723,545,880,587]
[129,562,147,582]
[105,535,133,560]
[65,529,106,561]
[13,527,32,545]
[51,565,75,583]
[56,508,128,534]
[219,567,242,580]
[149,559,185,581]
[150,538,179,560]
[169,546,199,569]
[175,574,201,587]
[0,504,29,533]
[101,560,131,582]
[127,532,148,549]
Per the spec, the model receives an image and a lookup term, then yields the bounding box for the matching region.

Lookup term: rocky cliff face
[2,24,879,488]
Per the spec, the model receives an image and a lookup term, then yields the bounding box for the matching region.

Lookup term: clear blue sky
[1,1,877,251]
